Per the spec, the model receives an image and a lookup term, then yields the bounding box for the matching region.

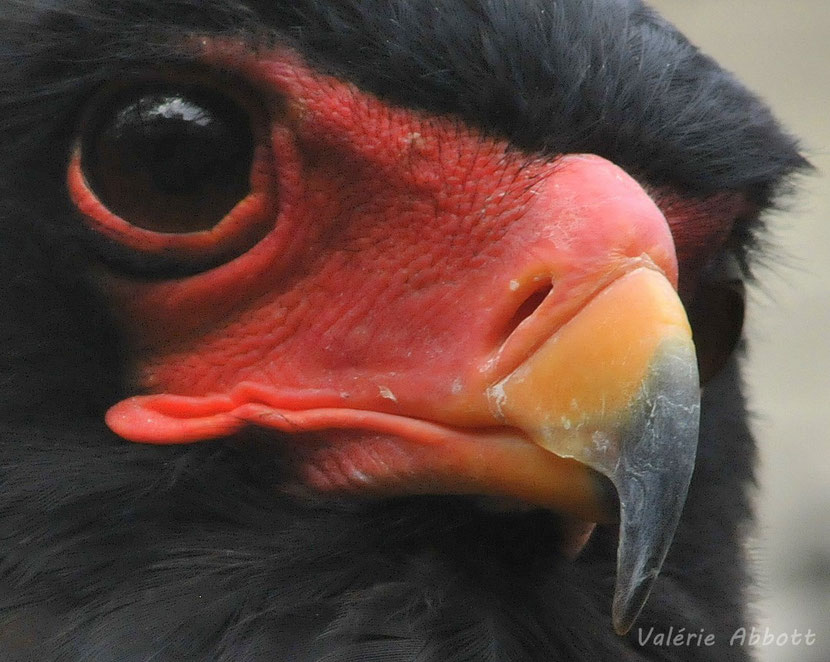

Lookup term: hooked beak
[489,267,699,633]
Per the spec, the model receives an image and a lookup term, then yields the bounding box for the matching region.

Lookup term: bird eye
[83,87,254,233]
[69,80,277,276]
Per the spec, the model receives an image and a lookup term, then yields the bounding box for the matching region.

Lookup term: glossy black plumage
[0,1,806,660]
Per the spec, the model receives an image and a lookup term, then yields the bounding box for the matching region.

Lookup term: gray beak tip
[607,341,700,635]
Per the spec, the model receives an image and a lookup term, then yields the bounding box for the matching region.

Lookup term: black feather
[0,1,806,660]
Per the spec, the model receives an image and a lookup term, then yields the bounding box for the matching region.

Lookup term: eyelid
[68,143,276,274]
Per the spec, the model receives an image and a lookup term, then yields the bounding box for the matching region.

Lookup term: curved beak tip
[610,337,700,634]
[491,268,700,634]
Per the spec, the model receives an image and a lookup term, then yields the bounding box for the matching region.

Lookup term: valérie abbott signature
[636,626,818,648]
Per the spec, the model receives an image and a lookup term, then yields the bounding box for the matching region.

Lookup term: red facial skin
[69,46,745,500]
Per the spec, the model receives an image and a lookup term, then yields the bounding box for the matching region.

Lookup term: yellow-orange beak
[490,267,699,633]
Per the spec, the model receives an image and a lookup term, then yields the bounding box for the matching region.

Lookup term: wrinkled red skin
[69,46,744,496]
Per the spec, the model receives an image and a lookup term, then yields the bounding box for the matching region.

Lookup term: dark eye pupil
[83,87,255,233]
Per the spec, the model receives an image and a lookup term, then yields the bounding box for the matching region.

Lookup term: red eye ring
[68,142,277,266]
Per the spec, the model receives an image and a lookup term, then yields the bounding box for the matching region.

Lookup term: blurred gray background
[648,2,829,660]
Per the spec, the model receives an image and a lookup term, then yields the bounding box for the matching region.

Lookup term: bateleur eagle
[0,1,807,660]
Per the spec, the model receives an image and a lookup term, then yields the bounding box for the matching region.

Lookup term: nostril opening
[502,281,553,341]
